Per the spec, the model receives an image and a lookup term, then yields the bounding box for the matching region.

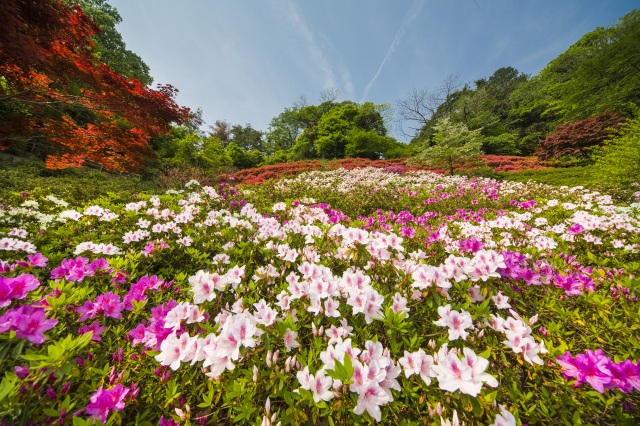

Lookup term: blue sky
[108,0,636,140]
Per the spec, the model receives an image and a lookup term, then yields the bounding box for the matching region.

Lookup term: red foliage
[535,111,626,160]
[0,0,189,172]
[480,155,547,172]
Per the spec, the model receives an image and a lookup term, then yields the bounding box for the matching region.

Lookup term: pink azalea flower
[283,328,300,352]
[85,383,129,423]
[492,405,517,426]
[433,305,474,341]
[10,305,58,344]
[26,253,48,268]
[0,274,40,307]
[353,381,391,422]
[78,320,106,342]
[309,369,334,403]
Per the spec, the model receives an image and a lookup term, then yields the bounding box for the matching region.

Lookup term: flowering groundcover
[0,168,639,425]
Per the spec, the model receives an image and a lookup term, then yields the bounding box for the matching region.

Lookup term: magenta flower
[522,269,542,286]
[50,257,95,282]
[142,241,155,256]
[10,305,58,344]
[555,352,581,381]
[568,223,585,234]
[88,258,111,274]
[400,226,416,239]
[0,274,40,307]
[76,300,98,322]
[111,270,129,285]
[78,321,106,342]
[85,383,129,423]
[458,237,484,253]
[26,253,48,268]
[576,350,612,393]
[94,292,124,319]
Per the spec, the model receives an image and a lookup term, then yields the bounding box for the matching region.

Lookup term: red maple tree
[535,111,626,161]
[0,0,190,171]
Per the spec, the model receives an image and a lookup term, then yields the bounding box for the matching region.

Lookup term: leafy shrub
[592,114,640,189]
[535,111,626,161]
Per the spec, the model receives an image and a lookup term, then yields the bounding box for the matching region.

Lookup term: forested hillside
[403,9,639,157]
[1,2,638,178]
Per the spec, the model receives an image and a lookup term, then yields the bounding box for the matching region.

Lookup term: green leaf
[0,376,18,402]
[478,347,491,359]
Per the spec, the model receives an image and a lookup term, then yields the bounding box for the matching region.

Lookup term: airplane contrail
[361,0,425,102]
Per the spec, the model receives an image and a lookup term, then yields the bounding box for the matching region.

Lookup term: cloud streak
[277,0,337,90]
[361,0,425,102]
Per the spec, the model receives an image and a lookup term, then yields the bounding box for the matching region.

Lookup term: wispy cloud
[361,0,425,102]
[276,0,337,90]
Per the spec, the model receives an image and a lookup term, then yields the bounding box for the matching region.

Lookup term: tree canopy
[0,0,188,171]
[399,9,640,158]
[417,117,483,175]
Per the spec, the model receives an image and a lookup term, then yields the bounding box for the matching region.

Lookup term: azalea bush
[0,168,639,425]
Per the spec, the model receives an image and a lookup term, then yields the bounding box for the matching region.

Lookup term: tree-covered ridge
[402,9,640,157]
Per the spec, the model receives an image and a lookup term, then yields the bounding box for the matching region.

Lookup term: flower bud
[435,402,443,416]
[46,386,57,400]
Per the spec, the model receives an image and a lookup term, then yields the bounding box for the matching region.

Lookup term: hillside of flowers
[1,167,639,425]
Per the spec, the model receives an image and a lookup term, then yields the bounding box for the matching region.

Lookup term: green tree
[482,133,520,155]
[417,117,483,174]
[268,100,396,161]
[225,142,264,169]
[70,0,153,85]
[344,129,396,160]
[166,134,231,170]
[592,114,640,188]
[230,124,264,152]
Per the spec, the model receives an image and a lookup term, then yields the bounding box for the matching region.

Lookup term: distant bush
[535,111,626,160]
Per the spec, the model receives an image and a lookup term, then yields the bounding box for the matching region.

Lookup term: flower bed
[223,156,546,185]
[0,170,639,425]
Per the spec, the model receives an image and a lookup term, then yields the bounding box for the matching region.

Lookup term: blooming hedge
[0,168,639,425]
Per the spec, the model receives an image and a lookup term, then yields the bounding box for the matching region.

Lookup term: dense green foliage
[592,115,640,188]
[270,100,409,162]
[416,117,483,175]
[67,0,153,85]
